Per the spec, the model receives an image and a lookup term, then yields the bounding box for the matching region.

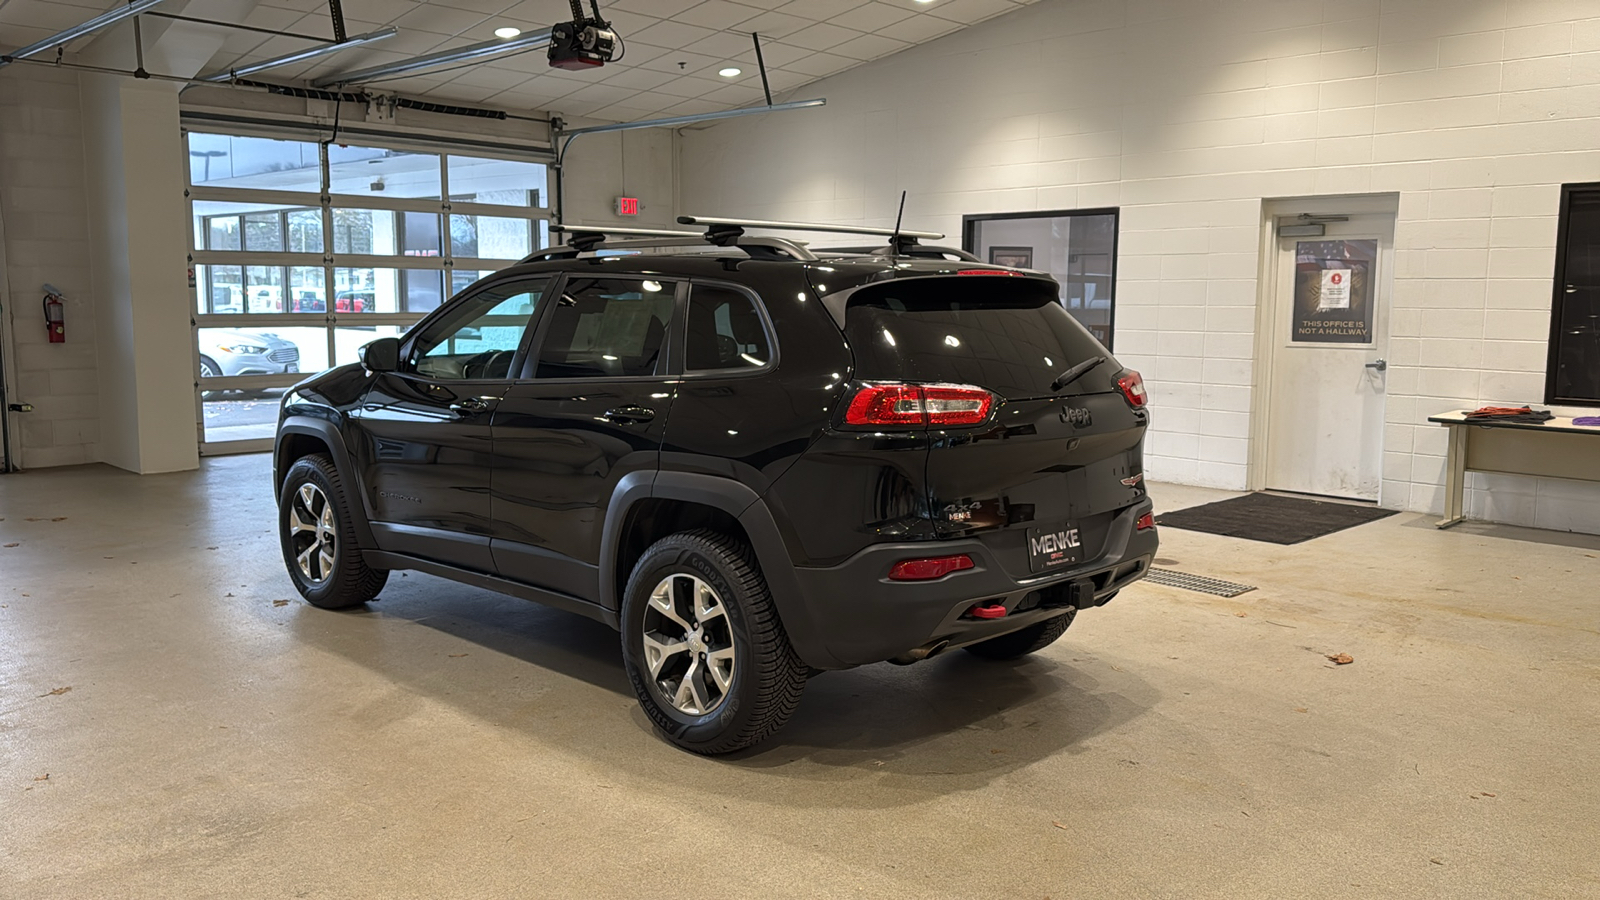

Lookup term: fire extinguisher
[43,285,65,344]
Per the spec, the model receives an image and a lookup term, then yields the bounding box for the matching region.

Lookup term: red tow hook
[968,602,1008,620]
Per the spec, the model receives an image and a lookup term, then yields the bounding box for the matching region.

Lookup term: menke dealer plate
[1027,522,1082,573]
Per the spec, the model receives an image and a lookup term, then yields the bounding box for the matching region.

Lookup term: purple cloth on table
[1574,417,1600,427]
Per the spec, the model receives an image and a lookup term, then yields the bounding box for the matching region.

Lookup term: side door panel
[490,276,681,604]
[356,375,499,571]
[350,275,550,573]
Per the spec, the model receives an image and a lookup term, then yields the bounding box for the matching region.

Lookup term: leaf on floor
[1234,612,1247,617]
[1326,652,1354,665]
[52,517,66,522]
[3,543,18,549]
[40,686,71,697]
[1052,821,1068,830]
[33,774,49,782]
[448,653,469,658]
[272,599,290,607]
[1293,707,1308,713]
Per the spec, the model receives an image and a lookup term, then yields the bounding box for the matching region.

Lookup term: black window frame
[961,208,1120,351]
[1546,182,1600,407]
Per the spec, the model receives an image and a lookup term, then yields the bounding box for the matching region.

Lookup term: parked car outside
[200,329,301,378]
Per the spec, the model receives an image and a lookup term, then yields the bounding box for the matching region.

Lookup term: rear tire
[620,530,807,755]
[279,453,388,609]
[963,610,1076,660]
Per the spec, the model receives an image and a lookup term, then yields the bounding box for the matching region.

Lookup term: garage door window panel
[533,278,677,380]
[188,132,321,192]
[329,145,442,199]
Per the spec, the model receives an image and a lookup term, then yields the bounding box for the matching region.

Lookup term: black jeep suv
[273,224,1158,754]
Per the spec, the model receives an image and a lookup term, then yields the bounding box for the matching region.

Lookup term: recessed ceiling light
[494,26,522,38]
[719,67,742,77]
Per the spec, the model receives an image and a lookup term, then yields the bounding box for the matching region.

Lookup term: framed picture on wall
[988,246,1033,269]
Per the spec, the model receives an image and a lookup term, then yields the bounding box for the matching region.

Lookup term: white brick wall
[0,66,99,469]
[679,0,1600,535]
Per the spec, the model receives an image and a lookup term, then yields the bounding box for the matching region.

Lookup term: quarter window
[534,278,676,379]
[685,285,771,371]
[411,279,548,381]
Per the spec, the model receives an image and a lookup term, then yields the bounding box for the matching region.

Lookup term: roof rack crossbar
[677,215,943,241]
[518,233,818,263]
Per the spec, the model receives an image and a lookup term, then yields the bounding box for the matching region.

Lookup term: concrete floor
[2,456,1597,898]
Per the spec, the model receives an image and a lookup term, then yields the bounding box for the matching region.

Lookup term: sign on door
[1292,240,1376,343]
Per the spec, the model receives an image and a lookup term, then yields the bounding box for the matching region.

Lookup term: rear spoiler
[819,270,1060,328]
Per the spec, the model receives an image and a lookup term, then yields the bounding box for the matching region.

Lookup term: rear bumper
[789,501,1157,668]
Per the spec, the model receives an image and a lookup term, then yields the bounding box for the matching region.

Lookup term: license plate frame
[1027,521,1083,573]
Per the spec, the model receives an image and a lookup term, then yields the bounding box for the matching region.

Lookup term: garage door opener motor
[549,0,617,71]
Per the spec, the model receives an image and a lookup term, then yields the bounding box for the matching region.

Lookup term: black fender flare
[274,418,377,550]
[598,470,842,670]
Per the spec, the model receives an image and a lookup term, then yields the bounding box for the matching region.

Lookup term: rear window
[844,276,1114,400]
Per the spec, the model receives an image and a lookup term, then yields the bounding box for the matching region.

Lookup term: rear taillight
[888,554,974,581]
[1136,512,1156,531]
[844,383,995,427]
[1117,370,1148,409]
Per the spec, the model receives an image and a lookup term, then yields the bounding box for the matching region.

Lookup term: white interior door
[1264,214,1394,502]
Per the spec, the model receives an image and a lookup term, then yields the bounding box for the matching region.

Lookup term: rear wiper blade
[1050,356,1107,392]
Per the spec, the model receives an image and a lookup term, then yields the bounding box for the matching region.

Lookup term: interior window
[685,285,771,371]
[534,277,675,379]
[410,278,547,380]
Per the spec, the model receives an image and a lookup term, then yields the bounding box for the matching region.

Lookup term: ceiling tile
[779,22,867,53]
[671,1,764,30]
[829,32,912,61]
[680,30,759,60]
[772,0,864,21]
[778,51,855,78]
[874,13,963,43]
[735,10,811,40]
[829,2,916,33]
[925,0,1023,25]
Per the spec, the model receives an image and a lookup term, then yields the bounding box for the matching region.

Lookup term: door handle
[450,397,490,413]
[602,406,655,425]
[1364,359,1388,372]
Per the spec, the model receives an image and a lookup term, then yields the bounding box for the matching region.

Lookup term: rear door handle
[450,397,490,413]
[602,406,655,425]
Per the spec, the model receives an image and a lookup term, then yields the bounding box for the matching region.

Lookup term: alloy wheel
[287,483,337,584]
[641,573,737,716]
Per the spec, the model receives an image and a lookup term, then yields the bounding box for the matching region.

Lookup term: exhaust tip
[888,639,951,666]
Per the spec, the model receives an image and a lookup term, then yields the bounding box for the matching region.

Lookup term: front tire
[279,453,387,609]
[620,530,806,755]
[963,610,1077,660]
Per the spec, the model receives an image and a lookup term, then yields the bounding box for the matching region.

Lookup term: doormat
[1155,492,1397,545]
[1145,568,1256,598]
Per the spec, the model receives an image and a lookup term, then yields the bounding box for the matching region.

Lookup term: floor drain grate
[1145,568,1257,598]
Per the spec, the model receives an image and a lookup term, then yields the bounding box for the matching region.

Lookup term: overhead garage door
[184,127,551,453]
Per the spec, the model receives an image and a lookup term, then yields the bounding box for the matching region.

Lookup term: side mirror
[360,337,400,373]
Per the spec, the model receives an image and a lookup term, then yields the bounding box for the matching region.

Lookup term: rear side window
[534,277,675,379]
[844,277,1112,400]
[686,285,771,371]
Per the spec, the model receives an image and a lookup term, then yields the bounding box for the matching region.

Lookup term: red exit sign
[615,197,640,216]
